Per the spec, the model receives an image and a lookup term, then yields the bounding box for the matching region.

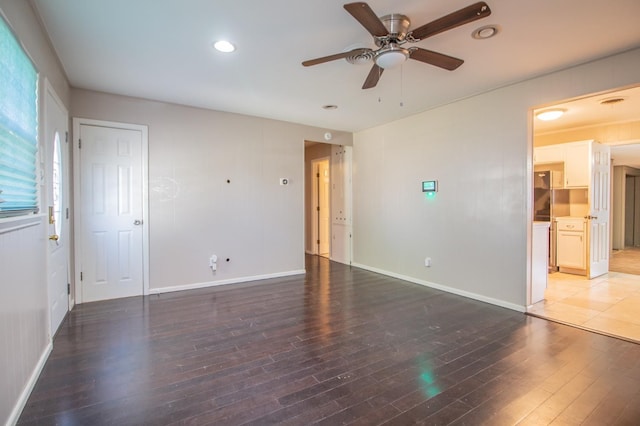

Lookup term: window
[0,15,38,217]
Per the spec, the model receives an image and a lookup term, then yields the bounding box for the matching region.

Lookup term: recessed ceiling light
[322,105,338,110]
[536,108,566,121]
[213,40,235,53]
[472,25,499,40]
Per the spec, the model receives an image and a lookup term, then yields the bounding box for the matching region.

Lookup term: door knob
[49,234,59,241]
[134,219,143,225]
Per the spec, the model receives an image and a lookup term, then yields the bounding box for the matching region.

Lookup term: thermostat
[422,180,438,192]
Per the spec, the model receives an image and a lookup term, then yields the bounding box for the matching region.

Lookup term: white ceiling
[32,0,640,133]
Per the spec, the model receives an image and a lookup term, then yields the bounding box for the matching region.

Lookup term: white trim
[0,214,43,234]
[352,262,526,313]
[149,269,306,295]
[72,118,150,303]
[7,342,53,426]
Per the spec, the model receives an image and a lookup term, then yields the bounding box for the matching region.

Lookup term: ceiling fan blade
[409,48,464,70]
[302,48,371,67]
[362,64,384,89]
[409,2,491,41]
[344,2,388,37]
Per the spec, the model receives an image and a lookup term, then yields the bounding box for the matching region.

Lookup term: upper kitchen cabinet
[534,140,594,188]
[564,141,591,188]
[533,144,564,164]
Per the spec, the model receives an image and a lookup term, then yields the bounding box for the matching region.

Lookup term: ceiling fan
[302,2,491,89]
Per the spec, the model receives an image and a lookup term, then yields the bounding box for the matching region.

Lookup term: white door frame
[72,118,149,303]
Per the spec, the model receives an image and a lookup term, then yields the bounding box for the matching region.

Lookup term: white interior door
[45,81,69,337]
[76,120,147,302]
[589,142,611,278]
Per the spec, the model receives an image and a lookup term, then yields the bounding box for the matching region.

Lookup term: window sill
[0,214,45,235]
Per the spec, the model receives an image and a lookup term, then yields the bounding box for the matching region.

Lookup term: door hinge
[316,173,320,178]
[80,272,83,281]
[78,139,82,149]
[65,131,69,143]
[67,283,71,295]
[66,207,69,219]
[317,239,320,244]
[316,206,320,211]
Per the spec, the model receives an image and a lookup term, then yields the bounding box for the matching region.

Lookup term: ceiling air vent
[600,97,625,106]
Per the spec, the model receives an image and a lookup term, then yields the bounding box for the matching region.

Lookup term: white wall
[353,48,640,310]
[71,89,352,291]
[0,1,70,424]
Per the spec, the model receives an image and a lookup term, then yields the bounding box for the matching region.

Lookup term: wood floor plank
[17,255,640,425]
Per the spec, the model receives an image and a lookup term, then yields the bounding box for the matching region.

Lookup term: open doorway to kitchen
[528,84,640,343]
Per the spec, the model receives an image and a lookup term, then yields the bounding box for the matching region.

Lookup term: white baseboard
[352,262,526,313]
[8,341,53,426]
[149,269,307,295]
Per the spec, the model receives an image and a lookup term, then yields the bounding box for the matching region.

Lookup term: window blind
[0,15,39,217]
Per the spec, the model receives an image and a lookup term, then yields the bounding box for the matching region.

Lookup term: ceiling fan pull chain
[400,64,404,107]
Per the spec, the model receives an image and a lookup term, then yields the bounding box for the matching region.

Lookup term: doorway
[312,158,330,257]
[73,118,149,303]
[624,175,640,247]
[528,85,640,342]
[305,142,332,257]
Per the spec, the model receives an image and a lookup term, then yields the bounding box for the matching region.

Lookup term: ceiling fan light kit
[302,1,492,89]
[375,44,409,69]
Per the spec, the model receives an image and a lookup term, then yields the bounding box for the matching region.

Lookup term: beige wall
[0,1,70,424]
[353,48,640,310]
[71,89,351,291]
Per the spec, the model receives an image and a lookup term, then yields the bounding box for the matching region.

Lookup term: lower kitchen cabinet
[556,218,586,271]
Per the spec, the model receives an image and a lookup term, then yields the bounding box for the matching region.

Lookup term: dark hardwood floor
[18,256,640,425]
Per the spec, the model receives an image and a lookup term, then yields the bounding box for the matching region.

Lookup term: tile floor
[529,271,640,343]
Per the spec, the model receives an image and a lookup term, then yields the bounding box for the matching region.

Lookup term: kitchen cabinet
[533,140,592,188]
[564,142,590,188]
[534,145,564,164]
[556,217,586,271]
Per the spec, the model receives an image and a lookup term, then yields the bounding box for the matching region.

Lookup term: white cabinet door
[557,230,585,269]
[564,142,590,188]
[534,145,564,164]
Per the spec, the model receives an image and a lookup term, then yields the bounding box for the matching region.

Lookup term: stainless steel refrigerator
[533,170,569,271]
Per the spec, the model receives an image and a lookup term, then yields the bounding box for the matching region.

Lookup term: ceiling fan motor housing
[376,14,411,46]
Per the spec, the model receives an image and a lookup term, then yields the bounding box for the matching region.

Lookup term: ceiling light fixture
[213,40,235,53]
[536,108,566,121]
[472,25,499,40]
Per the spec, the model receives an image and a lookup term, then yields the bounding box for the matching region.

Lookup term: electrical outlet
[424,257,432,267]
